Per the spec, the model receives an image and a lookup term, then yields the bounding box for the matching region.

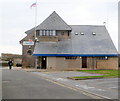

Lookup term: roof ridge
[69,25,105,26]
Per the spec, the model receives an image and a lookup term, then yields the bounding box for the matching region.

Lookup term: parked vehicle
[16,63,22,67]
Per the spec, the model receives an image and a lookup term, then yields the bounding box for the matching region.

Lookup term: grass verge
[68,70,120,80]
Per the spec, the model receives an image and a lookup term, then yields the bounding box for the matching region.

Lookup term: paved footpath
[29,71,119,99]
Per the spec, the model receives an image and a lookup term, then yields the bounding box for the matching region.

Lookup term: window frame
[40,30,42,36]
[53,30,56,36]
[97,56,108,60]
[36,30,40,37]
[61,32,64,35]
[38,30,56,36]
[65,56,77,60]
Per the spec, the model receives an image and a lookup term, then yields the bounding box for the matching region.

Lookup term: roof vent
[81,32,84,35]
[75,33,78,35]
[92,32,96,35]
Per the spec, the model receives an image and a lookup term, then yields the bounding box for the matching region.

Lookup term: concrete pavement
[30,71,119,99]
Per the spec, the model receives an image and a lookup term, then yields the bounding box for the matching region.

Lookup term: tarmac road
[2,68,93,99]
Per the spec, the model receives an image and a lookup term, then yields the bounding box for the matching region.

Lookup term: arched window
[27,50,32,55]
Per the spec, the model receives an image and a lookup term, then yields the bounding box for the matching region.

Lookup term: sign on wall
[23,40,34,45]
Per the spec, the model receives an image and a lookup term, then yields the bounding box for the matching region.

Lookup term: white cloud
[0,45,22,56]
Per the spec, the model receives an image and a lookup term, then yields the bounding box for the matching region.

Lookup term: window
[45,30,47,36]
[42,30,44,36]
[27,50,32,55]
[53,30,56,36]
[98,56,108,60]
[36,30,40,37]
[65,56,77,60]
[48,30,50,36]
[40,30,42,36]
[46,30,49,36]
[61,32,64,35]
[43,30,46,36]
[50,30,53,36]
[36,30,56,36]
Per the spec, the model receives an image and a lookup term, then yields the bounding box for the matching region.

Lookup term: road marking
[75,85,105,91]
[40,76,111,99]
[98,89,105,91]
[110,87,118,89]
[2,81,10,83]
[108,87,118,91]
[75,85,95,90]
[56,78,68,81]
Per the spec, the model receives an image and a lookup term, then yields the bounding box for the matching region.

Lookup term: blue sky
[0,0,119,55]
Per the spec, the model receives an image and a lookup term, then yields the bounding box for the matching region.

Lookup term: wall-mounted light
[105,56,108,60]
[35,37,39,42]
[29,46,31,49]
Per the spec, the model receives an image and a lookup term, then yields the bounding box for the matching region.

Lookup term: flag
[30,3,37,8]
[29,39,33,42]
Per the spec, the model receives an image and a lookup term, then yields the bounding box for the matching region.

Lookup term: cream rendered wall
[47,56,82,70]
[47,57,57,69]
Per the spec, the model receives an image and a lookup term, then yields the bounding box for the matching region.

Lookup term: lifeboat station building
[20,11,118,70]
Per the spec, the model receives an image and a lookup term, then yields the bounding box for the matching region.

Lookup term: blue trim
[33,54,118,57]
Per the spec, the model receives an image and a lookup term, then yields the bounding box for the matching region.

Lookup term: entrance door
[42,56,47,69]
[82,57,87,68]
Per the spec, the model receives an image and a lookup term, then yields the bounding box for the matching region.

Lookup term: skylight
[75,33,78,35]
[81,32,84,35]
[92,32,96,35]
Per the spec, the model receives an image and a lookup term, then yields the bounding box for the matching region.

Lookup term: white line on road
[76,85,95,90]
[75,85,105,92]
[56,78,68,81]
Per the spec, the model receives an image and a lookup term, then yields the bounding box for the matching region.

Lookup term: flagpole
[35,0,37,39]
[35,0,38,69]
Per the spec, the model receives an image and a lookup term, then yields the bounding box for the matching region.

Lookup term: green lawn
[69,70,120,80]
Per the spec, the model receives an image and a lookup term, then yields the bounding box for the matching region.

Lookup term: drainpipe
[34,37,39,69]
[35,56,38,69]
[92,56,94,70]
[34,41,38,69]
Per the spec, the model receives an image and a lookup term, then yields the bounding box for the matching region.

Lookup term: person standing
[8,60,13,70]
